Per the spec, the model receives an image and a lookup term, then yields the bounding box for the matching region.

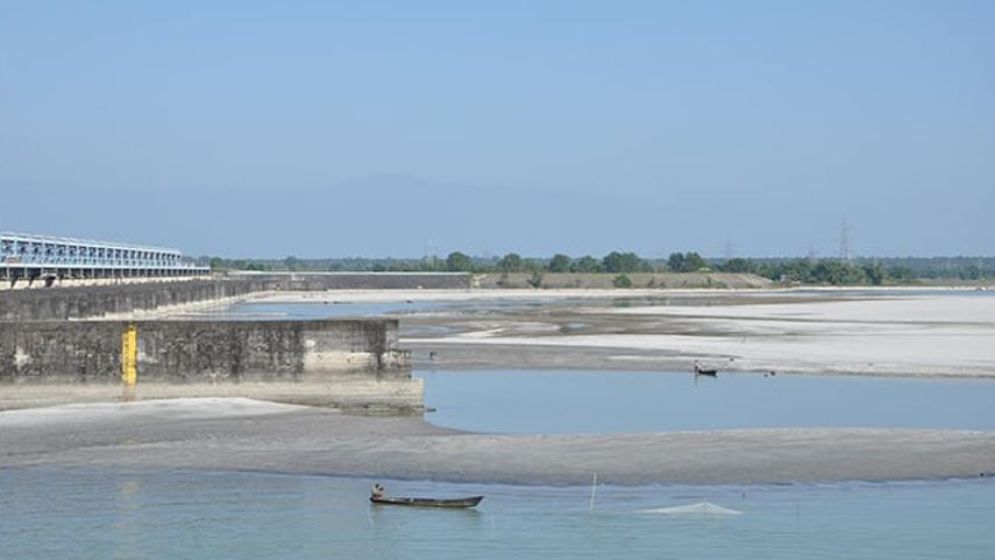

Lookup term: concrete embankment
[0,272,471,321]
[0,273,467,410]
[0,319,419,411]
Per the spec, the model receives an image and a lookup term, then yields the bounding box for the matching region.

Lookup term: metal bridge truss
[1,232,209,285]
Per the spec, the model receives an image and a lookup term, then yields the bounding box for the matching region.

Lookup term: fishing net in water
[638,501,743,516]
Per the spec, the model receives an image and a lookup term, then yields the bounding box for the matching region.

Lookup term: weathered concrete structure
[0,273,471,321]
[0,319,419,410]
[1,319,408,382]
[0,272,465,410]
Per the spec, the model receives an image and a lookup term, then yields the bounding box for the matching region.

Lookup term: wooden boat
[693,362,718,377]
[370,495,484,508]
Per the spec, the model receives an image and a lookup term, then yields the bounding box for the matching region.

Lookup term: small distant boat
[693,361,718,377]
[370,495,484,508]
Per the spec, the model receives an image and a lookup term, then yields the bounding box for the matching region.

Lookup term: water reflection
[113,479,142,559]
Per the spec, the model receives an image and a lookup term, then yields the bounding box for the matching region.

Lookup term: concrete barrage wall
[0,278,267,321]
[0,273,471,321]
[0,319,409,384]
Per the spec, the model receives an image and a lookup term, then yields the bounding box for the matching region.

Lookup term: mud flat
[2,398,993,485]
[384,289,995,377]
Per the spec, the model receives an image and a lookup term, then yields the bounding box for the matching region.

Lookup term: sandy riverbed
[2,397,993,485]
[243,288,995,377]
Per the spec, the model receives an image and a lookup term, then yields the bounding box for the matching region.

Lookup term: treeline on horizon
[203,253,995,285]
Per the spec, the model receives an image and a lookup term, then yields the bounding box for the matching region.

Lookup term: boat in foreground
[370,495,484,508]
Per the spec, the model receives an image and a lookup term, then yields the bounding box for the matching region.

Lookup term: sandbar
[2,398,993,485]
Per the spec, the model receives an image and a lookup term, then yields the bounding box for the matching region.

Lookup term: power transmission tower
[839,220,853,262]
[424,241,437,269]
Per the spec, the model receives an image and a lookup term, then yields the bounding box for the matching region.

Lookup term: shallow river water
[2,467,993,559]
[417,369,995,433]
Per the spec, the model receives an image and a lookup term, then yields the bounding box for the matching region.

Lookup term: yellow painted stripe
[121,323,138,388]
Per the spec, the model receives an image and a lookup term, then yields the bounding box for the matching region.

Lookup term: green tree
[571,255,602,273]
[498,253,523,273]
[683,252,707,272]
[603,251,642,273]
[888,266,916,283]
[209,256,225,271]
[613,273,633,288]
[813,260,867,285]
[720,258,753,273]
[284,256,301,271]
[446,251,473,272]
[667,252,685,272]
[863,262,886,285]
[548,254,572,273]
[669,251,707,272]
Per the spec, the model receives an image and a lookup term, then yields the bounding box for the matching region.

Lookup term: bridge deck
[1,232,208,284]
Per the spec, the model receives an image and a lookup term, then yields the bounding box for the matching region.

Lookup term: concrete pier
[0,318,418,410]
[0,272,465,410]
[1,318,408,381]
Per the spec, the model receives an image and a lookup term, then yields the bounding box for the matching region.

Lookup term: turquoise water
[2,468,993,559]
[418,370,995,433]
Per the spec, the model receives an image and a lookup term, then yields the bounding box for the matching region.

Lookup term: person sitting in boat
[371,483,385,500]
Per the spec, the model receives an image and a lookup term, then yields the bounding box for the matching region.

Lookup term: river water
[4,367,994,559]
[5,293,994,557]
[2,467,993,559]
[417,370,995,433]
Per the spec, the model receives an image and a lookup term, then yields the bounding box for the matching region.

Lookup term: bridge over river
[1,231,208,287]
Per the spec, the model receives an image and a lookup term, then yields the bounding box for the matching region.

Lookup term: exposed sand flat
[238,286,986,306]
[248,288,659,304]
[153,288,995,377]
[0,380,423,412]
[611,295,995,324]
[2,398,993,485]
[402,293,995,377]
[0,397,306,427]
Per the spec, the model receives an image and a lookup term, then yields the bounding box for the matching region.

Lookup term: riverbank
[2,397,992,485]
[245,288,995,377]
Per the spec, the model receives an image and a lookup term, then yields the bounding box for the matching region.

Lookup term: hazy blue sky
[2,1,993,258]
